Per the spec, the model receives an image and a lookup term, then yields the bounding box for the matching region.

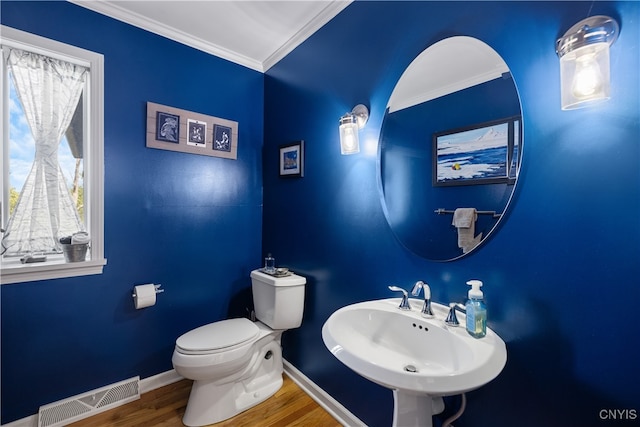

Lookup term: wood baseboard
[283,360,365,426]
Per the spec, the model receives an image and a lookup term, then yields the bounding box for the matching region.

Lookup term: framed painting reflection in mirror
[433,115,521,187]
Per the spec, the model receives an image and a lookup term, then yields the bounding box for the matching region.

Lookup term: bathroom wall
[1,1,638,426]
[264,1,640,426]
[0,1,264,423]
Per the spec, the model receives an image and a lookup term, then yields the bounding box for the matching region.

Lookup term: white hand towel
[452,208,477,228]
[71,231,90,245]
[452,208,480,253]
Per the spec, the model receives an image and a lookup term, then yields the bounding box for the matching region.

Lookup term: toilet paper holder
[132,284,164,298]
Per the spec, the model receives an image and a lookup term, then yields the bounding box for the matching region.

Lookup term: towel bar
[435,208,501,219]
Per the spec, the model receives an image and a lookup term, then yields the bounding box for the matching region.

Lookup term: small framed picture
[279,141,304,178]
[155,111,180,143]
[213,124,232,152]
[187,118,207,147]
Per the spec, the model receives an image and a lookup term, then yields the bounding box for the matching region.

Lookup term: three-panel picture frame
[146,102,238,159]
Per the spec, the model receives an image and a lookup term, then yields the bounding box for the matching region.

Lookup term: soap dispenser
[465,280,487,338]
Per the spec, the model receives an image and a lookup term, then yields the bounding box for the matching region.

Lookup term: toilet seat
[176,318,259,355]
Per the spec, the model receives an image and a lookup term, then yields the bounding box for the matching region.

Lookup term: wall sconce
[339,104,369,155]
[556,15,619,110]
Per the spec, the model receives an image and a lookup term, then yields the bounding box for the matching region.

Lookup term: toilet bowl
[172,269,306,426]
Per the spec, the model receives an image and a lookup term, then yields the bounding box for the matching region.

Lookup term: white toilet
[172,269,306,426]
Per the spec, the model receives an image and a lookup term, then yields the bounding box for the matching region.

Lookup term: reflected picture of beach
[433,116,520,186]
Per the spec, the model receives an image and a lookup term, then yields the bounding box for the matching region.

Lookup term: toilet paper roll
[133,284,156,309]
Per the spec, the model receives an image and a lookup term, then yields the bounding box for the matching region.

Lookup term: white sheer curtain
[2,49,87,255]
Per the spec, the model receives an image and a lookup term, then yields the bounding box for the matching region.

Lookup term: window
[1,26,105,284]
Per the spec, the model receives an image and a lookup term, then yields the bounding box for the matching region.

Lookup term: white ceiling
[388,36,510,113]
[71,0,352,72]
[70,1,510,105]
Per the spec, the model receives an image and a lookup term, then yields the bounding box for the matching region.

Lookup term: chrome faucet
[445,303,466,326]
[410,281,434,318]
[388,286,411,310]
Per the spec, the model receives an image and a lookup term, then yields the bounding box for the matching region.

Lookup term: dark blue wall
[264,1,640,426]
[1,1,264,423]
[1,1,639,426]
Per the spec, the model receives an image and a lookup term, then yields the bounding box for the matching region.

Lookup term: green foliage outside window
[9,186,83,218]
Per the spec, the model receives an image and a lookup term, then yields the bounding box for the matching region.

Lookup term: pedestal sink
[322,298,506,427]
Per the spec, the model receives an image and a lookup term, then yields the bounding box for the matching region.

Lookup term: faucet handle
[421,298,434,318]
[445,302,465,326]
[388,286,411,310]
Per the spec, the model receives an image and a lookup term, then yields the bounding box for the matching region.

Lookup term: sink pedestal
[392,390,444,427]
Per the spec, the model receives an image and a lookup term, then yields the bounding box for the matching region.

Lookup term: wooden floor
[68,374,341,427]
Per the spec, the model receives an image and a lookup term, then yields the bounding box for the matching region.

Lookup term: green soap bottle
[465,280,486,338]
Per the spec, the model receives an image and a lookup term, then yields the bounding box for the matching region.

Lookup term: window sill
[0,256,107,285]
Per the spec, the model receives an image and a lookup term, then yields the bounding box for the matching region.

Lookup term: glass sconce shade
[339,104,369,155]
[556,16,619,110]
[340,114,360,154]
[559,42,611,109]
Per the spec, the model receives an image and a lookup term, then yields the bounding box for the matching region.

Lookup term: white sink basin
[322,298,506,426]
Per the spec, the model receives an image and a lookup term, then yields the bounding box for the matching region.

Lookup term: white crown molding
[389,68,509,113]
[69,0,264,71]
[69,0,352,73]
[263,0,352,72]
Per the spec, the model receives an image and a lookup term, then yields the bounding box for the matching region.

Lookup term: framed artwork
[187,118,207,147]
[432,116,521,187]
[508,117,521,180]
[213,124,232,152]
[146,102,238,159]
[155,111,179,143]
[279,141,304,178]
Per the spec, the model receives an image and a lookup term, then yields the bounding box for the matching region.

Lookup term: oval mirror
[379,36,523,261]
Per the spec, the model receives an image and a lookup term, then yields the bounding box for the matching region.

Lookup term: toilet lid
[176,318,260,353]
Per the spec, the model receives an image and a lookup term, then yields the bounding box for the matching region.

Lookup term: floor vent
[38,376,140,427]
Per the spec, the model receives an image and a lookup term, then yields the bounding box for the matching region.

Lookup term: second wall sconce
[556,15,619,110]
[339,104,369,155]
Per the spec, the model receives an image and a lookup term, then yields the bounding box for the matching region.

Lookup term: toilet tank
[250,269,306,330]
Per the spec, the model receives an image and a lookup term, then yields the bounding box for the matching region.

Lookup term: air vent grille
[38,376,140,427]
